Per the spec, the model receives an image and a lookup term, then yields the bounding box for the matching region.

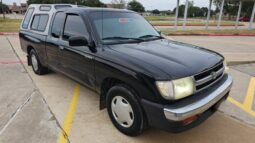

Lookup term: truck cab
[19,4,78,72]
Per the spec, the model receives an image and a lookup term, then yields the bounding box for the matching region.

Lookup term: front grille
[194,62,224,91]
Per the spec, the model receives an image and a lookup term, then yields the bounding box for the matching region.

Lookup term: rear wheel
[29,49,48,75]
[106,84,146,136]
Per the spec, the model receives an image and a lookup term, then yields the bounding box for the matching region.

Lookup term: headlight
[223,60,228,72]
[156,76,195,100]
[156,81,174,100]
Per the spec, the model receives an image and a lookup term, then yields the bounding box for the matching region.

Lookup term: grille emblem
[211,71,217,80]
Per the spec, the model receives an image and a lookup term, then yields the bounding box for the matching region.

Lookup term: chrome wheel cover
[31,54,38,71]
[111,96,134,128]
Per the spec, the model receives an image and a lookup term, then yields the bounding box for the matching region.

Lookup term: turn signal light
[182,115,198,125]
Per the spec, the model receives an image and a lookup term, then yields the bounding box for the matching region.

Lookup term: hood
[107,39,223,80]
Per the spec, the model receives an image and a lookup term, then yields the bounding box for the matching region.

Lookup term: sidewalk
[155,22,250,30]
[0,36,61,143]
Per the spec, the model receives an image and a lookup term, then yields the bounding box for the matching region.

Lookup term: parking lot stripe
[227,77,255,118]
[228,97,246,110]
[59,84,80,143]
[243,78,255,110]
[228,96,255,117]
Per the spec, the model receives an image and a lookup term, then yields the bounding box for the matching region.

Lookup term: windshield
[90,11,160,44]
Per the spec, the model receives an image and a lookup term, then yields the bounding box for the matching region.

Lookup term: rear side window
[31,14,49,32]
[22,8,34,29]
[38,15,49,31]
[31,15,40,30]
[63,15,89,40]
[51,12,65,38]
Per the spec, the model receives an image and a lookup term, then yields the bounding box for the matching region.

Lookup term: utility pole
[235,1,242,29]
[217,0,225,30]
[174,0,180,29]
[249,2,255,30]
[183,0,189,30]
[206,0,212,30]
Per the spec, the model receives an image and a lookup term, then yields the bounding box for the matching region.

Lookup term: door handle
[59,46,65,50]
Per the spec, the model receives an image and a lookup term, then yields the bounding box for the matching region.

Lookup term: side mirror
[69,36,88,47]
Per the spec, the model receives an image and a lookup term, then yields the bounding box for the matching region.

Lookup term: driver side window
[63,15,89,40]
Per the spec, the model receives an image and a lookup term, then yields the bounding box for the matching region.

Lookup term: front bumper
[141,74,233,132]
[164,74,232,121]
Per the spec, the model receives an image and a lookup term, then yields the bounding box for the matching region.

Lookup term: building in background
[8,2,28,14]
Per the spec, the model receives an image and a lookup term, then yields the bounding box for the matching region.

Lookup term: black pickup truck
[19,4,233,136]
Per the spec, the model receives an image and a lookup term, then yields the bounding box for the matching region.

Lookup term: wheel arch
[27,45,34,54]
[99,77,140,110]
[27,45,34,65]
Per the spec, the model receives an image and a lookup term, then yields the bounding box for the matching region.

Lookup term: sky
[6,0,216,11]
[102,0,216,10]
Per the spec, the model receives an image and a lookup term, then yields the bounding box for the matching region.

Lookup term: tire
[106,84,146,136]
[29,49,48,75]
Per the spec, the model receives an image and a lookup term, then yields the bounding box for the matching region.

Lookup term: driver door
[58,14,95,89]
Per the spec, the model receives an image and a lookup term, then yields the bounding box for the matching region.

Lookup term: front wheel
[106,84,146,136]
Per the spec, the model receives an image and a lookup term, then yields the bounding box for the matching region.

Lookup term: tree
[201,7,209,17]
[214,0,254,18]
[172,1,212,18]
[173,4,185,17]
[160,10,171,15]
[27,0,106,7]
[27,0,65,4]
[83,0,105,7]
[111,0,126,9]
[152,9,160,15]
[189,6,204,17]
[0,2,9,15]
[127,0,145,13]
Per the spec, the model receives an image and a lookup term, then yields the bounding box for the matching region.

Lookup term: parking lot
[0,35,255,143]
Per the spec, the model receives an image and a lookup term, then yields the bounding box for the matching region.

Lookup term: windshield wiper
[102,36,144,42]
[139,35,163,39]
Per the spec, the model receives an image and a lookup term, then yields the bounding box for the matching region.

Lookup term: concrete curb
[0,32,18,35]
[227,61,255,66]
[167,34,255,36]
[153,24,244,27]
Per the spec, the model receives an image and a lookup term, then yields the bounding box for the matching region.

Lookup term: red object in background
[239,17,250,22]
